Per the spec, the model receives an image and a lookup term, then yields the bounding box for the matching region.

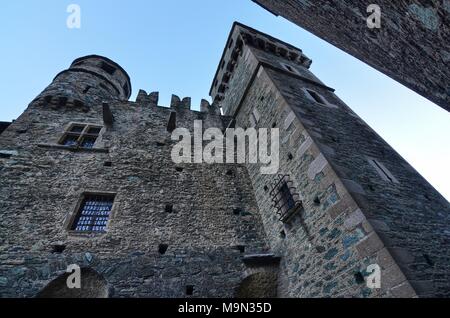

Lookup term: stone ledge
[37,143,109,153]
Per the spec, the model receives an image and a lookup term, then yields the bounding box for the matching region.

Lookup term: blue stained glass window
[72,194,115,232]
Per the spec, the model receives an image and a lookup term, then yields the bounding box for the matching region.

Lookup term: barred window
[71,194,115,232]
[270,175,302,223]
[60,123,102,149]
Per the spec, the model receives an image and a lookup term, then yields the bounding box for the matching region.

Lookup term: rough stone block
[343,209,365,230]
[356,233,384,258]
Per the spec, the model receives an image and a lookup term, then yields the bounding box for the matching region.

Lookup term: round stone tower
[34,55,131,110]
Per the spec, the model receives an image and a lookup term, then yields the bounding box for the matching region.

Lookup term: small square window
[59,124,102,149]
[186,285,194,296]
[71,194,115,232]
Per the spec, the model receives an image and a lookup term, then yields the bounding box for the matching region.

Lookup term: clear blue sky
[0,0,449,200]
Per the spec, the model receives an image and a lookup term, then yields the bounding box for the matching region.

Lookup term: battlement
[135,90,220,114]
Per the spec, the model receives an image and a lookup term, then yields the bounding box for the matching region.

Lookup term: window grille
[71,194,115,232]
[269,175,303,222]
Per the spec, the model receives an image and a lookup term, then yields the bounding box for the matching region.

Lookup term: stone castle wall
[252,0,450,112]
[0,57,271,297]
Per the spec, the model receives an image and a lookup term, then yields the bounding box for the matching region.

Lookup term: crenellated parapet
[134,91,220,115]
[209,22,312,105]
[170,95,191,110]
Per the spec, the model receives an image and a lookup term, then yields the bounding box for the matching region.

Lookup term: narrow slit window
[306,89,327,105]
[249,112,257,127]
[87,127,102,135]
[71,194,115,233]
[123,83,130,97]
[59,123,102,149]
[369,158,399,184]
[282,63,299,75]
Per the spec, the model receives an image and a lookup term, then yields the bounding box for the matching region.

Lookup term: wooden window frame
[59,123,103,149]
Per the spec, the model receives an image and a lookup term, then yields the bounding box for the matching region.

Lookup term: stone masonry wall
[0,59,270,297]
[212,23,450,297]
[265,62,450,297]
[233,54,404,298]
[252,0,450,112]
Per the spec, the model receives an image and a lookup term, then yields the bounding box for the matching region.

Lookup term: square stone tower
[210,22,450,298]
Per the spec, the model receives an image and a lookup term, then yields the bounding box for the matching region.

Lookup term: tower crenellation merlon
[136,89,159,107]
[209,22,312,107]
[134,91,219,114]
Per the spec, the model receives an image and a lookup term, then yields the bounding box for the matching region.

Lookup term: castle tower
[210,22,450,297]
[34,55,132,111]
